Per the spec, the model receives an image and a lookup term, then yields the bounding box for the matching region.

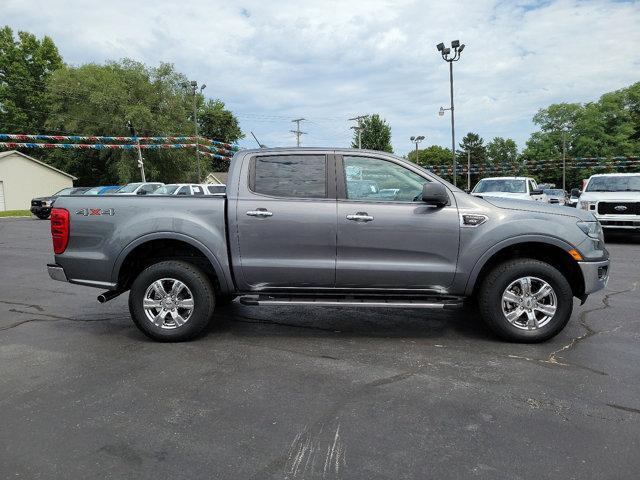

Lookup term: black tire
[478,258,573,343]
[128,260,215,342]
[36,213,50,220]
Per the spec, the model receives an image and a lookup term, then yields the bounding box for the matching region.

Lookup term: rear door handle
[246,208,273,218]
[346,212,374,222]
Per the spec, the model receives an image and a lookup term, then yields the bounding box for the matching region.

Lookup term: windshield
[115,183,142,193]
[586,176,640,192]
[473,179,526,194]
[53,187,75,196]
[153,185,180,195]
[83,187,102,195]
[543,189,565,196]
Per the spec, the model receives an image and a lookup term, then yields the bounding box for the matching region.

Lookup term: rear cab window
[250,154,327,198]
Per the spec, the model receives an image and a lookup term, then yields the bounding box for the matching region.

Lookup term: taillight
[50,208,70,254]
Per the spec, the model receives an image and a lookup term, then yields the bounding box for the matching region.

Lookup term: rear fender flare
[111,232,231,293]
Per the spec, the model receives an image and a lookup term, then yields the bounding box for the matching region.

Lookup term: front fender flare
[463,234,576,296]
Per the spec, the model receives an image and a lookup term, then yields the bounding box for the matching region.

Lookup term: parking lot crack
[546,282,637,366]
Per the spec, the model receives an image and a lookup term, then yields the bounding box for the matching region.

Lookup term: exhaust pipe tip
[97,289,125,303]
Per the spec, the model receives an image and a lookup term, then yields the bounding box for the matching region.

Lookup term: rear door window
[251,155,326,198]
[192,186,205,196]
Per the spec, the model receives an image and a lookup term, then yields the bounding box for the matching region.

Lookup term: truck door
[235,153,337,289]
[335,154,459,290]
[529,179,544,202]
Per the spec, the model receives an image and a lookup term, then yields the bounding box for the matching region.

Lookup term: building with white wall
[0,150,76,211]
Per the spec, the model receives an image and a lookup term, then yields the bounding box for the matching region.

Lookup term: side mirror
[530,189,543,195]
[421,183,449,206]
[570,188,581,198]
[136,189,147,195]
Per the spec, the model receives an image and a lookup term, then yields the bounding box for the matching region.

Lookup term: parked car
[152,184,207,196]
[542,189,568,206]
[576,173,640,232]
[83,186,121,195]
[30,187,91,220]
[205,184,226,195]
[471,177,544,202]
[115,182,164,195]
[47,148,609,343]
[568,189,581,207]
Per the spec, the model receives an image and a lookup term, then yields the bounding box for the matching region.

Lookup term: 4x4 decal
[75,208,115,216]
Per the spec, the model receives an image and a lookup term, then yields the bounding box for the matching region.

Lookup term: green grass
[0,209,32,217]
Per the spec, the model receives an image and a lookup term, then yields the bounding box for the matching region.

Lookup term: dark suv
[30,187,90,219]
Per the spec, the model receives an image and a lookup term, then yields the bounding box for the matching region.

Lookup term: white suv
[577,173,640,231]
[471,176,544,202]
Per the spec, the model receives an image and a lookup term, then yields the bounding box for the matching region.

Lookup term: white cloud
[3,0,640,154]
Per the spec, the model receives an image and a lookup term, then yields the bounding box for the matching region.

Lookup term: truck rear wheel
[478,258,573,343]
[128,260,215,341]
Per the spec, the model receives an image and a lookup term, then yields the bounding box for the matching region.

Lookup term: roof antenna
[251,131,267,148]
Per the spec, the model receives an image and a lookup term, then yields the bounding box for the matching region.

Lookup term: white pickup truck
[576,173,640,231]
[471,176,544,202]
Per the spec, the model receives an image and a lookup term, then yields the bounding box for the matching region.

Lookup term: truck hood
[471,191,529,200]
[32,196,55,202]
[481,196,594,220]
[578,191,640,202]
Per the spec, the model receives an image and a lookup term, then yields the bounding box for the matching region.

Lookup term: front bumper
[578,260,609,295]
[31,206,51,215]
[596,216,640,229]
[47,263,68,282]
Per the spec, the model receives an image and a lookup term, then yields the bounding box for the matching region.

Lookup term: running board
[238,295,463,309]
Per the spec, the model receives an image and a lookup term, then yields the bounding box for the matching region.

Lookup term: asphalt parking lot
[1,217,639,479]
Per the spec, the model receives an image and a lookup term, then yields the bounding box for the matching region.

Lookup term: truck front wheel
[478,258,573,343]
[128,260,215,341]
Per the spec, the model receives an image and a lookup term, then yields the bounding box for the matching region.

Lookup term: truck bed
[51,195,230,290]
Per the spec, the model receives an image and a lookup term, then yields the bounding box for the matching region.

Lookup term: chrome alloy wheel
[143,278,194,329]
[501,276,558,331]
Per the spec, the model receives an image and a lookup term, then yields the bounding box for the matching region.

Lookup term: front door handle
[346,212,374,222]
[246,208,273,218]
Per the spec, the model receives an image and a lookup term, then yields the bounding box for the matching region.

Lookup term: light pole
[186,80,206,182]
[560,127,570,191]
[437,40,465,186]
[410,135,425,163]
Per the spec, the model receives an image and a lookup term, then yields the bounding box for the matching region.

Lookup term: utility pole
[127,120,146,182]
[290,118,306,147]
[186,80,206,182]
[467,150,471,191]
[349,115,368,149]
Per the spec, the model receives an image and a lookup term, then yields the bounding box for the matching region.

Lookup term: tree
[407,145,451,167]
[486,137,518,168]
[43,60,243,184]
[521,87,640,189]
[0,26,63,132]
[199,98,244,171]
[351,114,393,152]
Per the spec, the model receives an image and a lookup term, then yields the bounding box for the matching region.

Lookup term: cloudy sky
[4,0,640,155]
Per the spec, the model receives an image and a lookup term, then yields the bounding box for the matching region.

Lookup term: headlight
[41,201,50,207]
[579,201,596,211]
[577,220,602,239]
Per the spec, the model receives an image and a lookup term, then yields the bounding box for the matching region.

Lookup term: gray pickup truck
[47,148,610,342]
